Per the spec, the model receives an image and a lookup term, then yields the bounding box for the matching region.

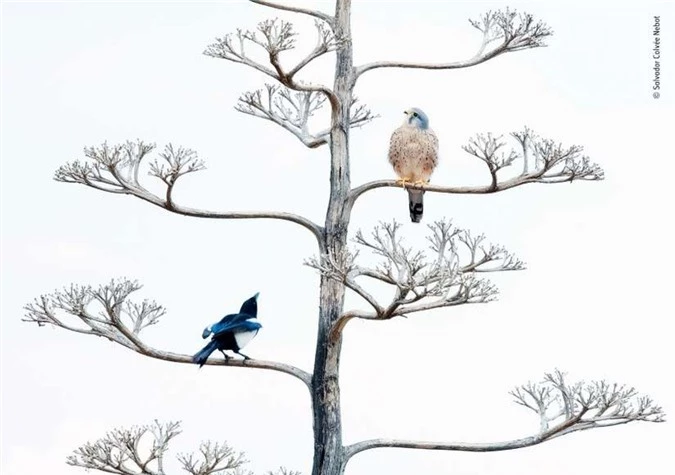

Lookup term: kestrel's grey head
[404,107,430,130]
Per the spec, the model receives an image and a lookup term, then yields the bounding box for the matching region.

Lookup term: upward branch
[355,8,552,79]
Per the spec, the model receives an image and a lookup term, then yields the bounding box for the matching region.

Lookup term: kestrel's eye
[413,112,419,117]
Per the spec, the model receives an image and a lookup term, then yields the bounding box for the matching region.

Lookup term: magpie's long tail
[193,340,219,367]
[407,189,424,223]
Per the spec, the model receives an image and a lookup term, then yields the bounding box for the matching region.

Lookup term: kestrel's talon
[396,178,410,188]
[412,180,429,188]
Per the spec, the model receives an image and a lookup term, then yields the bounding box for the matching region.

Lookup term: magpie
[193,292,262,367]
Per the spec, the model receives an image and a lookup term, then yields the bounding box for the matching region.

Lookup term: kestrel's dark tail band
[407,189,424,223]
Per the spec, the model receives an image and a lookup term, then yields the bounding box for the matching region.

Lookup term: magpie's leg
[219,350,231,361]
[236,351,251,360]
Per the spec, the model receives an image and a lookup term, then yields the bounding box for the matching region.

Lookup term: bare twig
[510,369,665,437]
[288,20,343,77]
[148,144,205,208]
[55,141,323,244]
[23,279,312,388]
[236,84,328,148]
[344,370,664,461]
[349,127,603,204]
[177,441,247,475]
[355,8,552,79]
[67,420,181,475]
[462,133,518,190]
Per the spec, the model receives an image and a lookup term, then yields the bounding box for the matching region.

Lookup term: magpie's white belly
[234,329,259,349]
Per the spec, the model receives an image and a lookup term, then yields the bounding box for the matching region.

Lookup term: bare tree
[24,2,662,475]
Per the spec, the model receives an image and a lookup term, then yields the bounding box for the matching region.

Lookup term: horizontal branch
[345,369,664,462]
[350,173,540,203]
[23,279,312,389]
[354,9,552,80]
[130,346,312,389]
[55,141,324,245]
[249,0,334,27]
[345,434,545,460]
[349,127,603,205]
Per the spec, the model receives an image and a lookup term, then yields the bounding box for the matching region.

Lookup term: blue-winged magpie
[193,292,262,367]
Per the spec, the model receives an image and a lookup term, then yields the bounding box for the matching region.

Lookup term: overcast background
[2,1,674,474]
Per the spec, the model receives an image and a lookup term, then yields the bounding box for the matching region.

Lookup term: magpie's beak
[253,292,260,299]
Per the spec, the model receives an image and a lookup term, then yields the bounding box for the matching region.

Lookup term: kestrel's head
[404,107,429,130]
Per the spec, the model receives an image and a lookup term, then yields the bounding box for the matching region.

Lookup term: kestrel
[388,107,439,223]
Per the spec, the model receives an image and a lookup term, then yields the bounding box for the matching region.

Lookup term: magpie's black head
[239,292,259,317]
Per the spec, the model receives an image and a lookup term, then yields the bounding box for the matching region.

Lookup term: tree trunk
[310,2,354,475]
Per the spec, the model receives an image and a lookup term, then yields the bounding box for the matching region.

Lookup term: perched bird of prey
[388,107,439,223]
[193,293,262,367]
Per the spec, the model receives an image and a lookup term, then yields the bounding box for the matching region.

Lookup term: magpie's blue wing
[237,320,262,332]
[210,313,251,335]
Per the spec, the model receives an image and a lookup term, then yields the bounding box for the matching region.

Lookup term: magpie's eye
[413,112,418,118]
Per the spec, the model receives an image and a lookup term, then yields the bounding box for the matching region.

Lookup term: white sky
[1,1,674,474]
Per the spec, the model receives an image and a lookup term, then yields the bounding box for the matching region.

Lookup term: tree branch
[288,20,342,77]
[354,8,552,80]
[236,85,376,148]
[177,440,248,475]
[67,420,182,475]
[236,84,329,148]
[315,219,522,338]
[23,279,312,389]
[348,127,603,204]
[54,141,324,245]
[344,369,664,462]
[304,249,384,315]
[249,0,334,28]
[204,18,338,107]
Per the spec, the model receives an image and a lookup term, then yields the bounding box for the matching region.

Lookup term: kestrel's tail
[407,189,424,223]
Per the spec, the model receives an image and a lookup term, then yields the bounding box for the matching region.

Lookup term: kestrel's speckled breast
[388,126,439,182]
